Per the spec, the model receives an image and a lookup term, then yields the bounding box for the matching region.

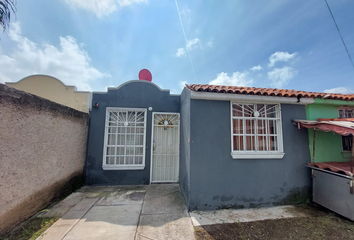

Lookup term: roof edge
[5,74,91,93]
[190,91,315,105]
[97,80,180,96]
[187,84,354,101]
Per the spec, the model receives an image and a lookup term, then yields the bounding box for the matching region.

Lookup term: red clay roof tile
[186,84,354,101]
[308,162,353,176]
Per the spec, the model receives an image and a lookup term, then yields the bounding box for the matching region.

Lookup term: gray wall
[85,81,180,185]
[188,99,311,210]
[179,88,191,206]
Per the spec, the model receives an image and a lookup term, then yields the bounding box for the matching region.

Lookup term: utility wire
[174,0,197,81]
[324,0,354,70]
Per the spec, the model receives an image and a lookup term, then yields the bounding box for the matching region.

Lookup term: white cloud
[106,85,116,90]
[179,80,187,89]
[207,40,213,48]
[175,38,201,58]
[186,38,201,51]
[210,72,253,87]
[117,0,147,7]
[175,48,186,57]
[180,7,191,24]
[267,66,297,88]
[62,0,147,18]
[250,65,262,71]
[63,0,116,17]
[170,81,187,94]
[268,51,297,67]
[324,87,354,94]
[0,22,109,91]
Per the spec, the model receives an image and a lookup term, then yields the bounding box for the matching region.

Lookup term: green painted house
[306,98,354,163]
[294,96,354,221]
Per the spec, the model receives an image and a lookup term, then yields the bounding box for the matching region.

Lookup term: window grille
[231,103,284,157]
[103,108,146,170]
[339,108,354,118]
[339,107,353,152]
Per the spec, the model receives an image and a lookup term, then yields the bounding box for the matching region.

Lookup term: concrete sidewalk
[190,205,308,226]
[136,184,195,240]
[37,184,195,240]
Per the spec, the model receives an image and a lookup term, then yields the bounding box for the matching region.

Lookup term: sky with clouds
[0,0,353,94]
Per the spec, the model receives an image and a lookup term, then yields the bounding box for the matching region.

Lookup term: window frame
[230,101,285,159]
[102,107,147,170]
[338,107,354,119]
[338,107,353,152]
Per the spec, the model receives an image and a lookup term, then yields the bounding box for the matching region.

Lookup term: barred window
[339,108,354,118]
[231,103,284,159]
[339,107,353,152]
[103,108,146,170]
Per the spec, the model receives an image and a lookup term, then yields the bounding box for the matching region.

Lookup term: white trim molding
[190,91,315,105]
[231,152,285,159]
[102,165,145,170]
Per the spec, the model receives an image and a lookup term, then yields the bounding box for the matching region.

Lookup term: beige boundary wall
[5,75,92,113]
[0,84,89,234]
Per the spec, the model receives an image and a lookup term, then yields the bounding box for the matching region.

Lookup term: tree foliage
[0,0,16,32]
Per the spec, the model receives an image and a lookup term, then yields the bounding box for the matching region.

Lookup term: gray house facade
[85,80,313,210]
[85,81,180,185]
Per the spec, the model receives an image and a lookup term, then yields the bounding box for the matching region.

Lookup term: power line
[174,0,197,81]
[324,0,354,70]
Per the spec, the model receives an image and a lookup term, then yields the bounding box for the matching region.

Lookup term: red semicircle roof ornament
[139,69,152,82]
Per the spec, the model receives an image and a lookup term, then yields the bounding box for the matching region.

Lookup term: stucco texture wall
[187,99,311,210]
[179,88,191,207]
[6,75,91,113]
[0,84,88,234]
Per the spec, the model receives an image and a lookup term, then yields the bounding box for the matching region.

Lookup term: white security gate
[150,112,180,183]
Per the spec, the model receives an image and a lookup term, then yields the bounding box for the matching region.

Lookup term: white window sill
[231,152,285,159]
[102,165,145,170]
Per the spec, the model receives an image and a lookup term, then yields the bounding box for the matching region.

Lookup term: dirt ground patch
[195,205,354,240]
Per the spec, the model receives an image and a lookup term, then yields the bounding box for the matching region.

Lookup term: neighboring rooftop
[186,84,354,101]
[5,75,91,113]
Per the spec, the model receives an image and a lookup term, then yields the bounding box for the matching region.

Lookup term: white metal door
[150,112,180,183]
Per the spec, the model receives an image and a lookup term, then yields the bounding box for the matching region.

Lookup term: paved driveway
[37,184,195,240]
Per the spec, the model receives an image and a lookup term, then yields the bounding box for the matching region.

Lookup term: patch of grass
[0,217,58,240]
